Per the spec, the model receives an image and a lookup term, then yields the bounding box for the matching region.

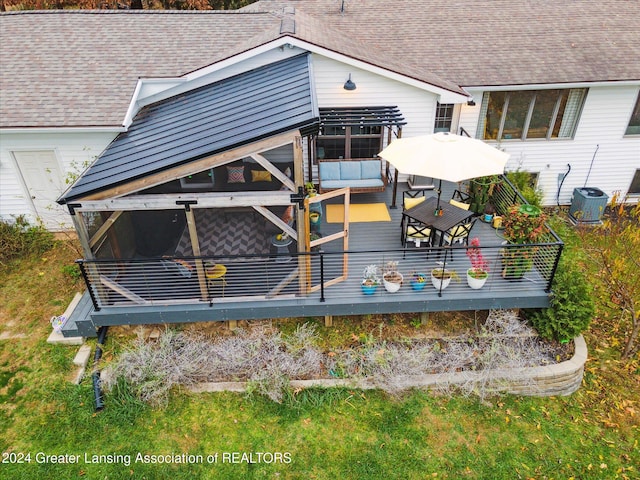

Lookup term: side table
[271,235,293,262]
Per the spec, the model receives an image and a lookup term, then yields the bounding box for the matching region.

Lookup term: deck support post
[324,315,333,327]
[227,320,238,330]
[420,312,429,325]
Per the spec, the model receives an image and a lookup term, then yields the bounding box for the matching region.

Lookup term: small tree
[526,257,594,343]
[578,195,639,360]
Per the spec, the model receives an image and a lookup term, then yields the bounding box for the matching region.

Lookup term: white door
[13,150,70,230]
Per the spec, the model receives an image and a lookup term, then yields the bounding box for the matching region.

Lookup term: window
[317,124,383,160]
[629,169,640,195]
[625,92,640,135]
[478,88,587,140]
[434,103,454,133]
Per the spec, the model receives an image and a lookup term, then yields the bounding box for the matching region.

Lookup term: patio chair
[442,218,477,247]
[451,189,471,203]
[449,198,470,210]
[402,215,432,248]
[402,190,426,210]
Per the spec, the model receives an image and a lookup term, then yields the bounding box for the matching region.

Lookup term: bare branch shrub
[104,311,564,405]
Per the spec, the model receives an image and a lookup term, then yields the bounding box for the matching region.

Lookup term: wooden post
[324,315,333,327]
[184,208,209,301]
[227,320,238,330]
[420,311,429,325]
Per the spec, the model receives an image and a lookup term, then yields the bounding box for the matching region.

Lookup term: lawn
[0,219,638,480]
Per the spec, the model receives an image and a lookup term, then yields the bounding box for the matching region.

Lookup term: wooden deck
[66,181,560,337]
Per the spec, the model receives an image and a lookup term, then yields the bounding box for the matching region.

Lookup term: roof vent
[280,7,295,34]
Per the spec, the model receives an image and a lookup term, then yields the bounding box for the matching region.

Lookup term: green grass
[0,228,638,480]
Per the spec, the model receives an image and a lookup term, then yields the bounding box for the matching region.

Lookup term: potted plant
[409,271,428,291]
[361,264,380,295]
[305,182,317,197]
[466,237,489,289]
[382,260,403,293]
[500,204,547,280]
[468,175,499,215]
[430,266,459,290]
[309,211,321,225]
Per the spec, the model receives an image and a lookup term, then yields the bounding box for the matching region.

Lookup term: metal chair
[451,189,471,203]
[442,218,476,246]
[402,190,426,210]
[401,214,432,249]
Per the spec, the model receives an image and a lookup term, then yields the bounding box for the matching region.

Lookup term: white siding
[0,131,116,227]
[310,55,439,182]
[459,85,640,205]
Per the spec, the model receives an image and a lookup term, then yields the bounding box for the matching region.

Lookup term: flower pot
[382,272,403,293]
[431,270,452,290]
[410,274,427,291]
[309,212,321,225]
[467,269,488,289]
[361,281,377,295]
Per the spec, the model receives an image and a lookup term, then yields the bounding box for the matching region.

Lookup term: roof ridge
[0,9,266,16]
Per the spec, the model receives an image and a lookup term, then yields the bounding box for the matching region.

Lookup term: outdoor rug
[174,210,269,257]
[326,203,391,223]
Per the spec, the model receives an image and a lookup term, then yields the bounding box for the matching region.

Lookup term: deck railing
[76,176,563,311]
[77,242,562,310]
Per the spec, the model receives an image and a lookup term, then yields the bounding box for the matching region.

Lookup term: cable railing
[75,175,563,311]
[77,241,562,310]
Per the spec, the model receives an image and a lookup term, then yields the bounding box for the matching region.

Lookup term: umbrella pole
[436,179,443,211]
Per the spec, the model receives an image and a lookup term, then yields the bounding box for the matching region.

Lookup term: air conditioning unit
[569,187,608,224]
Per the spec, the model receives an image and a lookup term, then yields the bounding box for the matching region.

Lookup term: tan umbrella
[379,132,510,208]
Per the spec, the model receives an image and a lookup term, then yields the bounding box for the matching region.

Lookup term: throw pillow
[251,169,272,182]
[227,165,245,184]
[281,205,294,226]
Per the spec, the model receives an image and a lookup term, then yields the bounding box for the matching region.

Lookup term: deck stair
[59,290,97,338]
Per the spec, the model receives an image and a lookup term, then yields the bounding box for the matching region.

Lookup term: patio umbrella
[378,132,510,209]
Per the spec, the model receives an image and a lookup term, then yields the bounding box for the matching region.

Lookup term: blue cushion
[360,160,381,180]
[340,162,361,180]
[322,179,384,190]
[319,162,340,181]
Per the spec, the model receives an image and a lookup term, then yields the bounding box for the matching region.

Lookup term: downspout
[92,326,108,412]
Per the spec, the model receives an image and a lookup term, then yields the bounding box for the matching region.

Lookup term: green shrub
[61,263,82,281]
[526,258,594,342]
[506,169,544,207]
[0,215,54,264]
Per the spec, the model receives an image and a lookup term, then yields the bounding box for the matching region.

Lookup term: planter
[383,272,403,293]
[410,274,428,291]
[309,212,321,225]
[431,269,453,290]
[467,269,488,289]
[361,280,377,295]
[500,243,534,280]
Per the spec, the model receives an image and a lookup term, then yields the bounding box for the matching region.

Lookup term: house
[0,1,637,336]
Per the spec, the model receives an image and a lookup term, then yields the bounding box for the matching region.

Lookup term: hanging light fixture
[343,74,356,91]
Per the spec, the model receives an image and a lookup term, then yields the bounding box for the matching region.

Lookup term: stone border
[189,335,587,397]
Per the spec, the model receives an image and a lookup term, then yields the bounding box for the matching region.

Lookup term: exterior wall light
[343,74,356,91]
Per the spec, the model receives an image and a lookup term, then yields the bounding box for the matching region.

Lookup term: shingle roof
[248,0,640,87]
[0,10,279,128]
[2,1,639,128]
[60,53,318,202]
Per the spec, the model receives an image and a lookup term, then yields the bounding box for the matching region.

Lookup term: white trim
[0,126,125,134]
[124,37,469,122]
[466,80,640,91]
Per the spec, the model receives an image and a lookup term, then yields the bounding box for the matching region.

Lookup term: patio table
[402,196,474,246]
